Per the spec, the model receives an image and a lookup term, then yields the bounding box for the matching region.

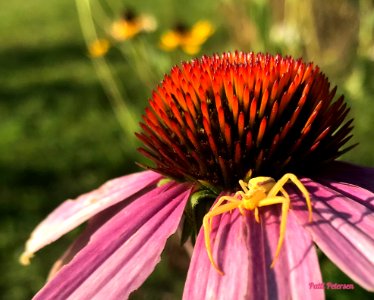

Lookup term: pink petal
[48,201,126,279]
[21,170,162,265]
[282,210,323,300]
[184,198,323,300]
[292,178,374,291]
[34,182,193,300]
[317,161,374,193]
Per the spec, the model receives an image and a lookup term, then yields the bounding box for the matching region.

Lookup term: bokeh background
[1,0,373,299]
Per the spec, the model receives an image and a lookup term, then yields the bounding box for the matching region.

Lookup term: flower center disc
[136,52,355,190]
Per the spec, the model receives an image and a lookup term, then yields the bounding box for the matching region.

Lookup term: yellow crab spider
[203,172,312,275]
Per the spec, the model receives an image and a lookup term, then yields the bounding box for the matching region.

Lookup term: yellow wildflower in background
[160,20,214,55]
[88,39,110,58]
[111,10,157,41]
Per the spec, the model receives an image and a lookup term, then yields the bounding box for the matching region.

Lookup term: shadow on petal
[291,179,374,291]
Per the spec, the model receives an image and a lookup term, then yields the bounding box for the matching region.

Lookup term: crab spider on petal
[203,173,312,275]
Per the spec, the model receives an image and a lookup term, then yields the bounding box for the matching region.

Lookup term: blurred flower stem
[283,0,320,56]
[75,0,138,146]
[117,38,160,90]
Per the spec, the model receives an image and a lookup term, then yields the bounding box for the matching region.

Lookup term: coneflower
[22,52,374,300]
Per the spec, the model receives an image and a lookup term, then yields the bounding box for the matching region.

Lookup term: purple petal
[21,170,162,265]
[316,161,374,193]
[184,198,323,300]
[292,178,374,291]
[34,182,192,300]
[317,179,374,211]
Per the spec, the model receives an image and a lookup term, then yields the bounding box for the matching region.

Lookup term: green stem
[75,0,138,145]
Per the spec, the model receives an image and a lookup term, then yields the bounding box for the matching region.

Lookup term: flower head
[22,52,374,299]
[160,20,214,55]
[110,9,157,41]
[137,52,355,189]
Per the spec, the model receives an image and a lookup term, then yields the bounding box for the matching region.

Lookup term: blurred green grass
[0,1,140,299]
[0,0,373,299]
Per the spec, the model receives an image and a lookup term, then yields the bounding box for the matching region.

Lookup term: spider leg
[209,196,241,231]
[211,195,241,211]
[257,196,286,207]
[268,173,312,222]
[284,174,312,222]
[254,207,260,223]
[258,196,289,267]
[238,204,246,216]
[280,187,289,198]
[203,202,240,275]
[239,179,249,194]
[279,187,292,209]
[267,175,291,197]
